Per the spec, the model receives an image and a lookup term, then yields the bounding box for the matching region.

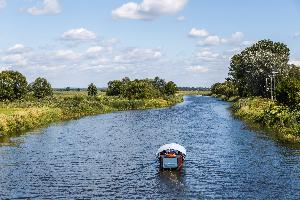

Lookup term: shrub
[211,81,238,100]
[31,77,53,99]
[275,77,300,109]
[106,80,123,96]
[87,83,98,97]
[164,81,178,96]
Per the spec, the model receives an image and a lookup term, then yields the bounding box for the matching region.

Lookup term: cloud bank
[112,0,188,20]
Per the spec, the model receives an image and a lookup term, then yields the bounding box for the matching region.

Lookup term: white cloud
[186,66,209,73]
[0,0,6,9]
[1,54,27,66]
[196,50,225,62]
[198,35,223,46]
[294,32,300,38]
[177,16,186,21]
[114,48,162,63]
[24,0,61,15]
[112,0,188,20]
[289,59,300,66]
[198,31,246,46]
[7,44,27,53]
[0,66,11,72]
[86,46,103,54]
[189,28,209,37]
[54,50,81,60]
[62,28,97,41]
[225,32,245,45]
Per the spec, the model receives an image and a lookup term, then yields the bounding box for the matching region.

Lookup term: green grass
[177,90,211,96]
[232,97,300,144]
[0,91,183,137]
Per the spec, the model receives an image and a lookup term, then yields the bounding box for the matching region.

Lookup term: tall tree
[229,39,290,97]
[31,77,53,99]
[106,80,123,96]
[0,70,28,100]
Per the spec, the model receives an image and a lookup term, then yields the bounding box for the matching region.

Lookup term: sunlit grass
[232,97,300,144]
[0,91,184,136]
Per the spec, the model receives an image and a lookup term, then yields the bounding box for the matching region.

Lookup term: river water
[0,96,300,199]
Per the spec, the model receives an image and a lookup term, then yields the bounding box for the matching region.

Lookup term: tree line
[0,71,53,100]
[106,77,177,99]
[211,39,300,109]
[0,70,177,101]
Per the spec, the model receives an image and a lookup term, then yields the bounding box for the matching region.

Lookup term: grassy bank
[231,97,300,144]
[0,91,183,137]
[177,90,211,96]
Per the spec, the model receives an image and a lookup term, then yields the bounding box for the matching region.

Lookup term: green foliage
[229,39,290,97]
[0,70,28,101]
[31,77,53,99]
[151,76,167,94]
[87,83,98,96]
[287,64,300,80]
[106,80,123,96]
[233,97,300,143]
[164,81,178,96]
[0,91,183,136]
[106,77,178,99]
[122,79,160,99]
[211,81,238,100]
[275,77,300,109]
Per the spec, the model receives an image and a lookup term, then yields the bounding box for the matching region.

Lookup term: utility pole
[265,70,278,101]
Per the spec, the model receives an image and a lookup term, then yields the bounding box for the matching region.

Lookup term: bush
[164,81,178,96]
[31,77,53,99]
[87,83,98,97]
[106,77,177,99]
[211,81,238,100]
[275,77,300,109]
[0,70,28,100]
[106,80,123,96]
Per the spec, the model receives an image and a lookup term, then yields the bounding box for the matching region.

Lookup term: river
[0,96,300,199]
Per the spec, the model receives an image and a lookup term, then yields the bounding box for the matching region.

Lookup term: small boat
[156,143,186,170]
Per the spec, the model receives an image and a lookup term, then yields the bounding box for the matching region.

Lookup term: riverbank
[0,91,183,137]
[215,95,300,144]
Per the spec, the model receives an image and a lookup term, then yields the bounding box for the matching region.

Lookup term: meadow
[0,91,183,137]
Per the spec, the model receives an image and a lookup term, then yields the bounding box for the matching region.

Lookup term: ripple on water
[0,96,300,199]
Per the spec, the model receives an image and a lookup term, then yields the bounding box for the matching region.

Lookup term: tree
[0,70,28,100]
[229,39,290,97]
[287,64,300,80]
[164,81,177,96]
[106,80,123,96]
[151,76,166,94]
[31,77,53,99]
[275,77,300,109]
[211,81,238,98]
[121,79,159,99]
[87,83,98,96]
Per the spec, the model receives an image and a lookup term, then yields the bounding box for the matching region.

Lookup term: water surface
[1,96,300,199]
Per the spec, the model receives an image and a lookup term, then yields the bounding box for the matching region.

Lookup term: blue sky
[0,0,300,87]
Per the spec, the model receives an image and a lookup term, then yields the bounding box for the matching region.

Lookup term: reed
[232,97,300,144]
[0,92,183,136]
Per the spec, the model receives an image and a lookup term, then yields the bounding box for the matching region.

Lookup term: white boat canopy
[156,143,186,156]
